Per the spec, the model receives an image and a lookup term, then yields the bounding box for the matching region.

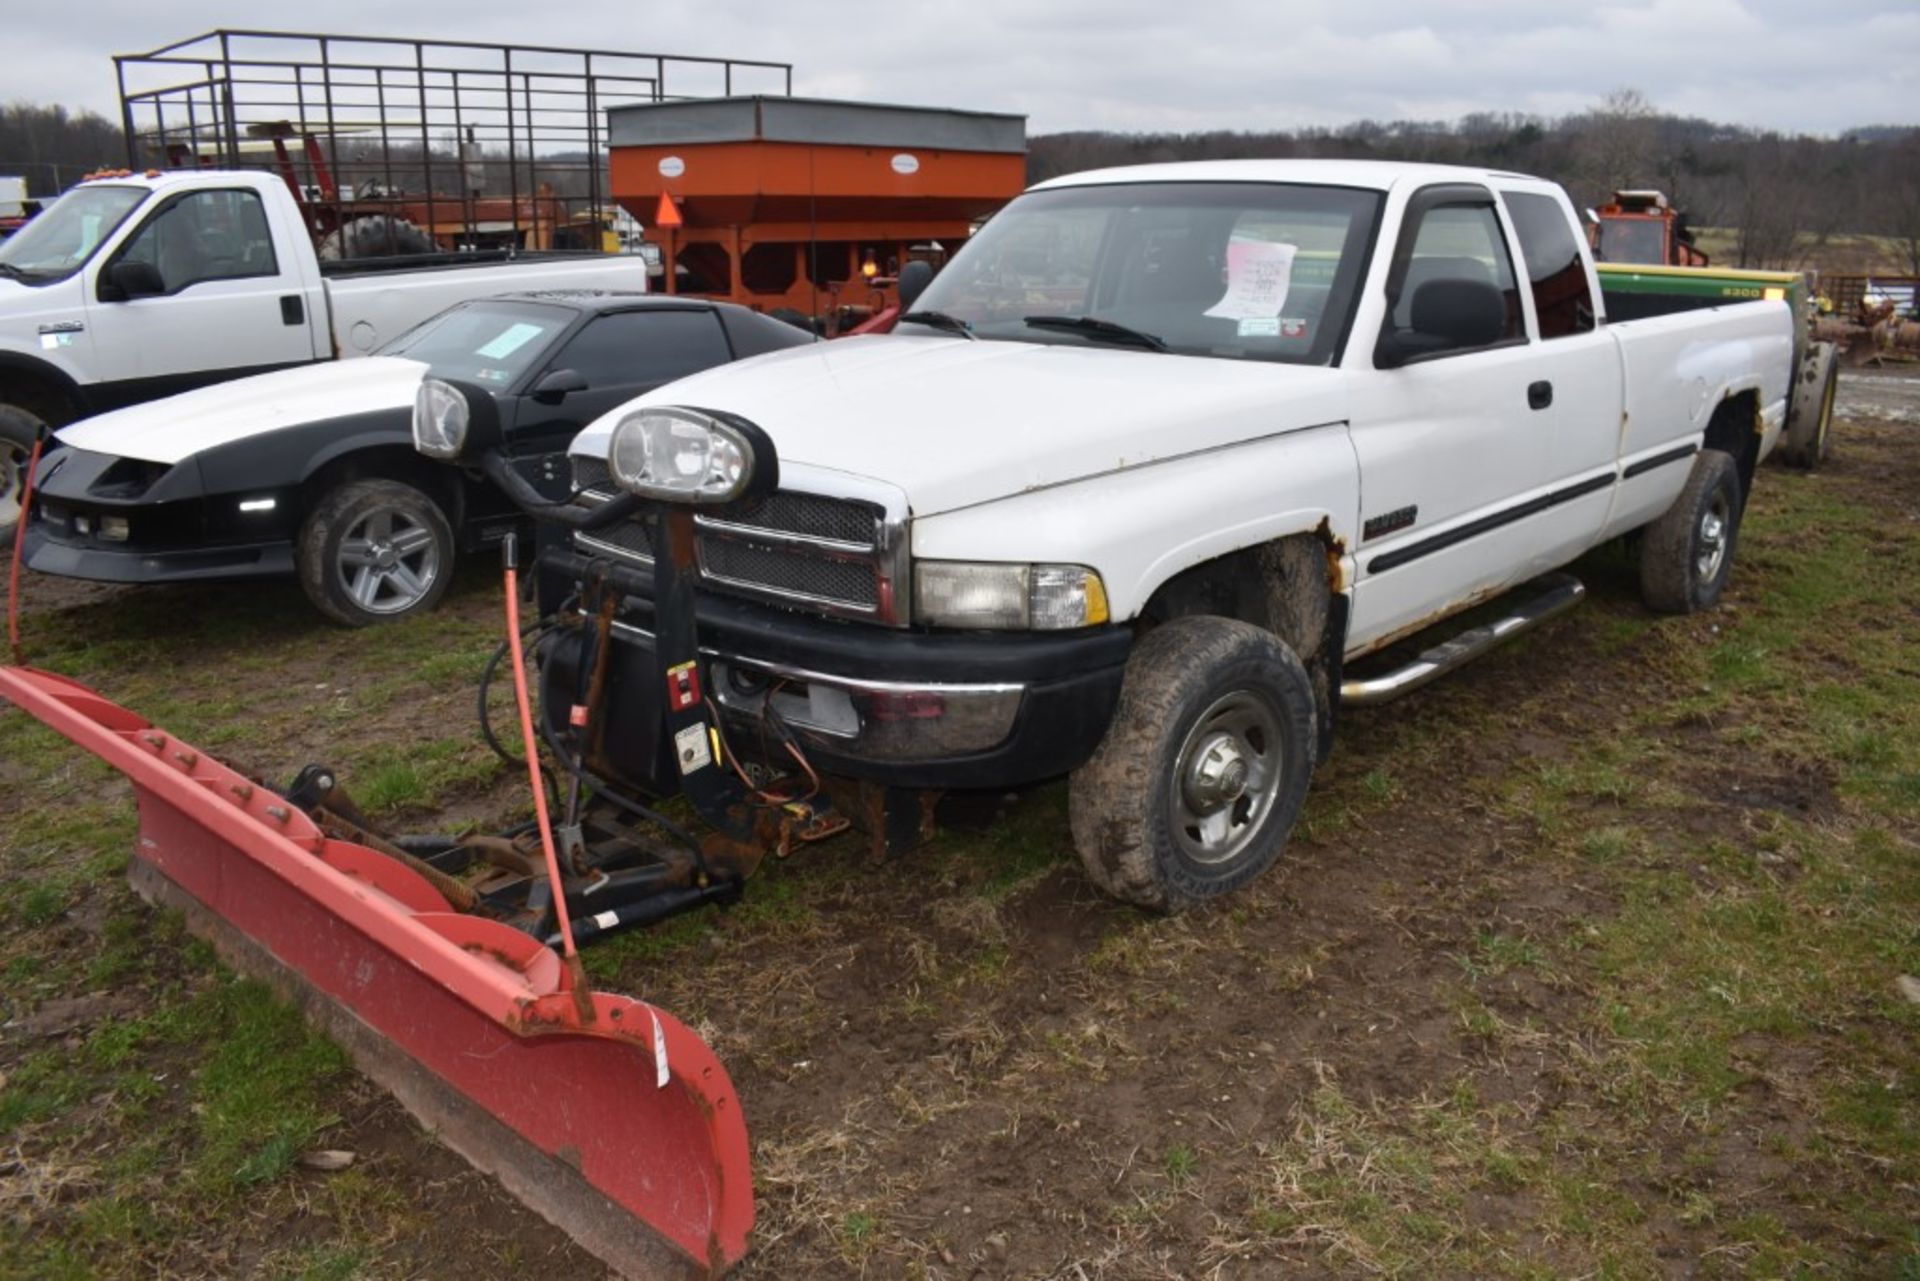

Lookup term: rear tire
[1639,450,1742,615]
[317,215,437,261]
[1779,341,1838,469]
[1068,616,1316,912]
[0,403,50,551]
[297,479,454,626]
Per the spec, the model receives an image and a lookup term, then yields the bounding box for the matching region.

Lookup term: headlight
[914,562,1110,630]
[608,407,758,505]
[413,379,469,460]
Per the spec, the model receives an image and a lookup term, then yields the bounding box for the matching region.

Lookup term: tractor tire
[0,402,50,551]
[297,479,454,626]
[1778,341,1839,470]
[1638,450,1743,615]
[317,215,437,261]
[1068,616,1316,912]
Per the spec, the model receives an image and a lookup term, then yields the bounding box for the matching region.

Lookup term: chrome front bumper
[611,619,1025,762]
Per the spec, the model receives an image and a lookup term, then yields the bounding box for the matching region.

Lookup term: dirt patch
[1836,365,1920,426]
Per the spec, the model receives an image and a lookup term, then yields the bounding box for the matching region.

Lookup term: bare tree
[1575,88,1662,200]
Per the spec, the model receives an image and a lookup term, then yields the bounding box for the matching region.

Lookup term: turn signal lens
[915,562,1109,630]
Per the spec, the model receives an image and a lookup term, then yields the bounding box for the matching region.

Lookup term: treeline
[1030,92,1920,273]
[0,104,125,195]
[8,93,1918,275]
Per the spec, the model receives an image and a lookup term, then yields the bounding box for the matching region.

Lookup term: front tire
[0,403,49,551]
[1638,450,1742,615]
[1068,616,1316,912]
[297,479,454,626]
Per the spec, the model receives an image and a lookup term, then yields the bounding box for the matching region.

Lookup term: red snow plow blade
[0,666,753,1279]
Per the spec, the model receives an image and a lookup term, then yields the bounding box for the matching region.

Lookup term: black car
[24,292,813,623]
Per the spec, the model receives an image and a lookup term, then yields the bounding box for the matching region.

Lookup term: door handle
[1527,380,1553,410]
[280,294,305,326]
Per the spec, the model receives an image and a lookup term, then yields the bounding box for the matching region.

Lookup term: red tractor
[1589,189,1710,267]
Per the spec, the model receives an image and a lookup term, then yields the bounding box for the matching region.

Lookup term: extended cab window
[115,189,278,293]
[904,182,1382,366]
[1380,200,1523,361]
[1501,191,1598,339]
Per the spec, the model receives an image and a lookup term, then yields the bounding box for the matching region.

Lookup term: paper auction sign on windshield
[1205,240,1297,321]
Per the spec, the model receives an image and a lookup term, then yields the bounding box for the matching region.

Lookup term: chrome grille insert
[697,536,880,611]
[567,454,907,624]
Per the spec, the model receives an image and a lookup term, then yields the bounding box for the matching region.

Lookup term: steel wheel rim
[0,438,24,529]
[335,505,440,615]
[1169,688,1284,866]
[1695,491,1731,585]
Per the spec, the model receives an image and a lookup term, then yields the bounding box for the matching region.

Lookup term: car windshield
[0,184,149,283]
[905,181,1383,366]
[379,300,574,386]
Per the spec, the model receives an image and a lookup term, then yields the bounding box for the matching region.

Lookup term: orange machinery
[608,96,1026,327]
[1589,189,1710,268]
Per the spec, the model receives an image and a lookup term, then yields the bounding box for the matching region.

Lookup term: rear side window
[1502,191,1598,339]
[555,309,732,389]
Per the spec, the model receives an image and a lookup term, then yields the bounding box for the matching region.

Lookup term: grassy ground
[3,385,1918,1278]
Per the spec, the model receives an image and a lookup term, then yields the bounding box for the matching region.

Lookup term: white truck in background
[0,169,650,543]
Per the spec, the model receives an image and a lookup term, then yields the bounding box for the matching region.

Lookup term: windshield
[379,299,574,386]
[1596,218,1667,265]
[906,182,1382,365]
[0,185,149,284]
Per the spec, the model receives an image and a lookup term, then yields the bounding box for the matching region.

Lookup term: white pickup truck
[0,169,650,542]
[533,159,1792,911]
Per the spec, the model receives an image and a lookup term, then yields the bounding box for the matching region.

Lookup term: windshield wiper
[1023,314,1168,352]
[897,309,977,340]
[0,262,34,281]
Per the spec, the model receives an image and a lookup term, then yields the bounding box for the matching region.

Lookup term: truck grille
[570,455,903,624]
[697,536,880,610]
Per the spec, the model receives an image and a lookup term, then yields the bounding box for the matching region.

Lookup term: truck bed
[317,248,616,279]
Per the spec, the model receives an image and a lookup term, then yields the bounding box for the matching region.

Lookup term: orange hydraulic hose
[503,559,591,1014]
[8,432,44,666]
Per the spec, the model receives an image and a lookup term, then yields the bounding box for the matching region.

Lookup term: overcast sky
[10,0,1918,138]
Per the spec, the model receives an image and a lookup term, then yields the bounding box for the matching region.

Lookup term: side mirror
[103,260,165,301]
[897,260,936,312]
[531,368,589,403]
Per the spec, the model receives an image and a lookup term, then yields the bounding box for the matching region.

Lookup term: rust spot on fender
[1313,516,1347,593]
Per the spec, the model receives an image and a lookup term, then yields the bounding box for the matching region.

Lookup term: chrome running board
[1340,573,1586,708]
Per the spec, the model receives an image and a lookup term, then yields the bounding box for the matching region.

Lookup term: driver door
[1344,184,1552,653]
[83,187,323,401]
